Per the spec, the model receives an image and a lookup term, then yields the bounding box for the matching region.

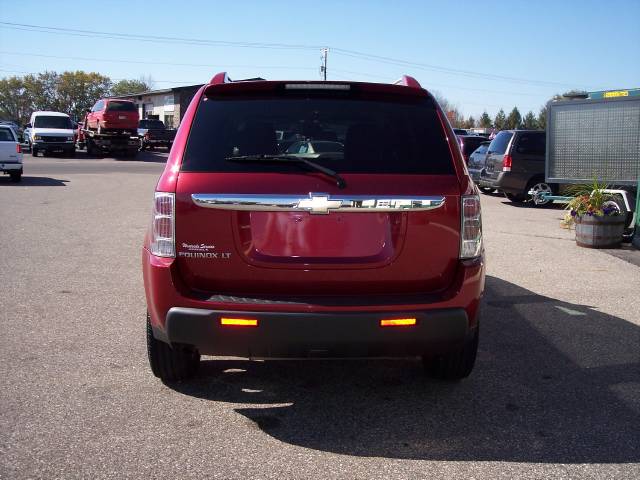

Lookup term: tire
[479,187,495,194]
[147,313,200,382]
[527,178,556,207]
[9,171,22,183]
[32,147,38,157]
[504,192,526,203]
[424,326,479,380]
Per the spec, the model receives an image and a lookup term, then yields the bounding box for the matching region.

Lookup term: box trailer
[546,91,640,238]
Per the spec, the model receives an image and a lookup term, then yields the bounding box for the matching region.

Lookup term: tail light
[150,192,175,257]
[16,143,22,153]
[460,195,482,259]
[502,154,512,172]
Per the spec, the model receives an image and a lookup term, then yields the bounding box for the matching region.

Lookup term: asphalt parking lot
[1,152,639,479]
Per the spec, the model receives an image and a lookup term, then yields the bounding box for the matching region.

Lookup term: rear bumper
[143,248,484,357]
[158,307,471,357]
[1,162,22,172]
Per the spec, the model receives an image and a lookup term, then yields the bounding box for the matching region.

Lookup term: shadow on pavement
[499,199,564,209]
[0,176,69,186]
[168,276,640,464]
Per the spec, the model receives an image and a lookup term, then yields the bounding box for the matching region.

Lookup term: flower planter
[575,214,625,248]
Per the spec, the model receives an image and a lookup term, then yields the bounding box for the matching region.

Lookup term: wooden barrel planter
[575,214,625,248]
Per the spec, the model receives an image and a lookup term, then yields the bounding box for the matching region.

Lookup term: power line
[0,22,322,50]
[0,50,318,71]
[0,21,605,91]
[0,68,199,84]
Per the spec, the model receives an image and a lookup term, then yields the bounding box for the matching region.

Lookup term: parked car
[0,124,23,182]
[453,128,468,135]
[85,99,139,135]
[283,140,344,156]
[25,111,75,157]
[143,73,484,382]
[137,119,176,150]
[457,135,490,165]
[467,141,493,193]
[0,120,22,142]
[480,130,554,205]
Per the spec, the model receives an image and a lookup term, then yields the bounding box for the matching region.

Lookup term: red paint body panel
[86,99,139,131]
[143,77,485,356]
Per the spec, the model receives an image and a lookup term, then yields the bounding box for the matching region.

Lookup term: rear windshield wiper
[225,154,347,189]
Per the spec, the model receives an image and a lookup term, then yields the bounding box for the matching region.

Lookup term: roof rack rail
[393,75,422,89]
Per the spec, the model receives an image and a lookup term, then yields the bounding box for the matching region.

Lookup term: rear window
[474,144,489,155]
[182,95,454,174]
[488,131,513,155]
[0,128,15,141]
[33,115,72,129]
[139,120,165,129]
[107,101,137,112]
[515,132,545,156]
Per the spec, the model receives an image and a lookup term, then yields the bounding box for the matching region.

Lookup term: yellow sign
[604,90,629,98]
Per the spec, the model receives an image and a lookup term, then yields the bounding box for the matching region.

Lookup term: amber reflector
[220,317,258,327]
[380,318,417,327]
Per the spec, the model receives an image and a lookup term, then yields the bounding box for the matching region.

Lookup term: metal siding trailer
[546,95,640,186]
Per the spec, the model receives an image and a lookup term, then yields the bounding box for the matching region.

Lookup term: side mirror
[25,123,31,129]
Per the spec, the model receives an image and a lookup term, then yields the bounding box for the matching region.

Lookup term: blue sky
[1,0,639,118]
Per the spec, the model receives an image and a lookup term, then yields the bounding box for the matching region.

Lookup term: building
[110,84,204,128]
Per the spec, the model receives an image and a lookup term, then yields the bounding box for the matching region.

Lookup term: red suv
[143,73,484,382]
[85,99,139,135]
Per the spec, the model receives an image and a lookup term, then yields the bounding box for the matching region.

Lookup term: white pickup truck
[0,124,23,182]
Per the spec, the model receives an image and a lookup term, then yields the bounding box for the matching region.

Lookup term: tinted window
[515,132,545,156]
[139,120,165,129]
[183,95,454,174]
[488,131,513,155]
[0,128,15,141]
[461,136,486,155]
[107,101,137,112]
[311,141,344,153]
[473,144,488,155]
[33,116,72,129]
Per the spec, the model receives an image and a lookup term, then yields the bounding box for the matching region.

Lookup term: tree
[57,71,112,120]
[0,76,30,124]
[464,115,476,129]
[522,111,538,129]
[505,107,522,129]
[537,105,548,130]
[494,109,507,130]
[479,111,492,128]
[111,78,151,97]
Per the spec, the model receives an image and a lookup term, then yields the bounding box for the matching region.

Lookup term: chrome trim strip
[191,193,446,214]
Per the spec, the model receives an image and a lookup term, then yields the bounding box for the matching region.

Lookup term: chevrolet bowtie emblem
[297,194,343,214]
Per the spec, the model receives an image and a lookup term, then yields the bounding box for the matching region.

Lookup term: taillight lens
[16,143,22,153]
[150,192,175,257]
[502,154,512,172]
[460,195,482,259]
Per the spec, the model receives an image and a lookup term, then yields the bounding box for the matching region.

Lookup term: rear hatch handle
[191,193,446,214]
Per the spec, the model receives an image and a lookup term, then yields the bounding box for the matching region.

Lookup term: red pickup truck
[143,73,485,382]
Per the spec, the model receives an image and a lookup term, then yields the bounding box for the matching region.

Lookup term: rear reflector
[285,83,350,91]
[380,318,417,327]
[220,317,259,327]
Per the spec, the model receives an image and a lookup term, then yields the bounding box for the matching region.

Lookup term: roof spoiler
[393,75,422,89]
[209,72,422,89]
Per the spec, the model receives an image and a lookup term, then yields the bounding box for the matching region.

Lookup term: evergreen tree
[522,111,538,129]
[506,107,522,129]
[479,111,492,128]
[494,109,507,130]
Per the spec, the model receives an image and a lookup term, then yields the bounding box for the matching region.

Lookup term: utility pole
[320,48,328,81]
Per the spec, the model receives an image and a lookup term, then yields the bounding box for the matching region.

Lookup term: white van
[25,111,75,157]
